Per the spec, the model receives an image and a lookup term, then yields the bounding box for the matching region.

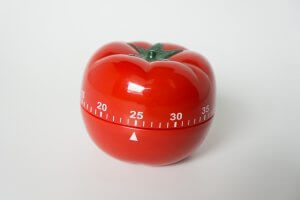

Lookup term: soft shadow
[173,92,243,165]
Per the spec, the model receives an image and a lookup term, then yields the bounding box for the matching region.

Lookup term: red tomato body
[81,42,215,165]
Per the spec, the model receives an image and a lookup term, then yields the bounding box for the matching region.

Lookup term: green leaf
[128,43,183,62]
[128,43,146,54]
[149,43,163,52]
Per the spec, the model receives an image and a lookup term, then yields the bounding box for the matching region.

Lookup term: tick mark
[100,111,103,118]
[174,122,177,128]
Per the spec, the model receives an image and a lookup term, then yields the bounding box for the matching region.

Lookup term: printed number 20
[97,101,107,111]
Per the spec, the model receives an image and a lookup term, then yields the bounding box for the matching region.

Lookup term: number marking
[202,105,210,115]
[170,112,183,121]
[97,101,108,111]
[130,111,143,119]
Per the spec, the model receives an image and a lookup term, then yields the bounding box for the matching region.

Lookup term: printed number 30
[170,113,182,121]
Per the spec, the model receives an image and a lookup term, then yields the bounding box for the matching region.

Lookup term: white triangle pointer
[129,132,138,141]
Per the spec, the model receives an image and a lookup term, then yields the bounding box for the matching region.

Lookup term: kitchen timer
[81,41,215,165]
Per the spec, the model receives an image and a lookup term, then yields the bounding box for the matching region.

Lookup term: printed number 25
[130,111,143,119]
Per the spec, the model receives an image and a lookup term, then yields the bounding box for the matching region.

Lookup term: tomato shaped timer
[80,42,215,165]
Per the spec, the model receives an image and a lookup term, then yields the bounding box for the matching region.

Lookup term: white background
[0,0,299,199]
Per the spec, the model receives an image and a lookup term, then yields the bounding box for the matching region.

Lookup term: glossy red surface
[81,42,215,165]
[82,108,212,165]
